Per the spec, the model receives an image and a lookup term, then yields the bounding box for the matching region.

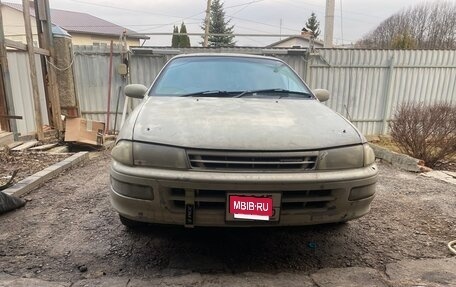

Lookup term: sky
[8,0,455,46]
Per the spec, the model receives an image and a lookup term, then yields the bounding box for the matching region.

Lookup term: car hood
[132,97,363,150]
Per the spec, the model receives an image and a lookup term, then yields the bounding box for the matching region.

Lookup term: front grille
[281,190,335,212]
[187,150,318,171]
[169,188,226,211]
[168,189,335,212]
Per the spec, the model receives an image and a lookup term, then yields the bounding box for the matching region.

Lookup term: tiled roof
[3,2,148,39]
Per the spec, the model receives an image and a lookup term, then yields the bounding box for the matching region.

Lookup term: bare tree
[389,102,456,168]
[357,1,456,49]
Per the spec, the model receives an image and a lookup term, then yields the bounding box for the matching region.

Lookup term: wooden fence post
[22,0,44,140]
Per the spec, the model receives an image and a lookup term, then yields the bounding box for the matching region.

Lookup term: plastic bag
[0,191,26,214]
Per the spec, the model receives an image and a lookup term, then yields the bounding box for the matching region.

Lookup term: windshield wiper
[234,88,311,98]
[180,90,241,97]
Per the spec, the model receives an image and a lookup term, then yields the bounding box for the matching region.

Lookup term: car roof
[170,53,284,62]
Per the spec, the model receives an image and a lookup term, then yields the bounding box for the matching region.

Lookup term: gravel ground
[0,150,69,186]
[0,153,454,283]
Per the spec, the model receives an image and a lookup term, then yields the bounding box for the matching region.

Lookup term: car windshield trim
[180,90,243,97]
[234,88,312,98]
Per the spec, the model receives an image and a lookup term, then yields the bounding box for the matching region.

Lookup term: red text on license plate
[229,195,273,217]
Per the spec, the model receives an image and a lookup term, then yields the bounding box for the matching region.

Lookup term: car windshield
[150,56,311,98]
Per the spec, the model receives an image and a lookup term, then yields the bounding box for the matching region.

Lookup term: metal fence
[6,51,49,135]
[308,49,456,135]
[72,45,456,135]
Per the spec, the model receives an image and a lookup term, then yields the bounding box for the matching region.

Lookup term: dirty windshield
[150,56,310,97]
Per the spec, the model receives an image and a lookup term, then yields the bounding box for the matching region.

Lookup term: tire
[119,215,145,228]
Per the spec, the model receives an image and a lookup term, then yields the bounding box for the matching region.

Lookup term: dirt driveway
[0,152,455,283]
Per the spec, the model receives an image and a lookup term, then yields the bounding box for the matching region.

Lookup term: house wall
[70,33,140,47]
[2,5,38,44]
[2,6,140,47]
[273,38,312,48]
[272,38,324,49]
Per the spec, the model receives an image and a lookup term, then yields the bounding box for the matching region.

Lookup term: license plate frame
[226,193,281,222]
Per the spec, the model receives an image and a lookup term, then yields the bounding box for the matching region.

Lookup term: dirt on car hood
[133,97,363,150]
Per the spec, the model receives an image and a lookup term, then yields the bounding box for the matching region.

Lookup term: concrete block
[69,151,90,164]
[0,273,69,287]
[2,151,90,197]
[127,272,316,287]
[386,258,456,286]
[72,277,129,287]
[3,183,27,196]
[370,143,423,172]
[310,267,388,287]
[422,170,456,185]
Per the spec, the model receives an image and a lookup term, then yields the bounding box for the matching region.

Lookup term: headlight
[133,142,188,169]
[318,145,364,170]
[111,140,133,166]
[363,144,376,166]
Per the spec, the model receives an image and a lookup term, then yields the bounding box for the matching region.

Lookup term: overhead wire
[66,0,203,19]
[62,0,359,44]
[270,0,380,26]
[58,0,278,36]
[275,0,383,20]
[228,15,296,32]
[224,0,265,10]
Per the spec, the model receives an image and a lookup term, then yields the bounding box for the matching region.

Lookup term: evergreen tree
[305,12,321,38]
[201,0,235,47]
[171,25,179,48]
[179,22,191,48]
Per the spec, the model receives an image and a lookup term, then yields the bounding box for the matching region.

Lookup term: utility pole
[324,0,335,48]
[203,0,212,47]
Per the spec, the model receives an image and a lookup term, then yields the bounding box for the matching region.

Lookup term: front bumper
[109,161,378,227]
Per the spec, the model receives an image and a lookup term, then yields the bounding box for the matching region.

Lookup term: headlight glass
[133,142,188,169]
[363,144,376,166]
[318,145,364,170]
[111,140,133,166]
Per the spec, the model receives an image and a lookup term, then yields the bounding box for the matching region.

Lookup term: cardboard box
[65,118,105,146]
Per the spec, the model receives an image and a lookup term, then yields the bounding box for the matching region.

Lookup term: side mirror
[313,89,330,102]
[125,84,148,99]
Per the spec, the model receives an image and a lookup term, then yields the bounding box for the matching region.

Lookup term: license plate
[226,193,281,222]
